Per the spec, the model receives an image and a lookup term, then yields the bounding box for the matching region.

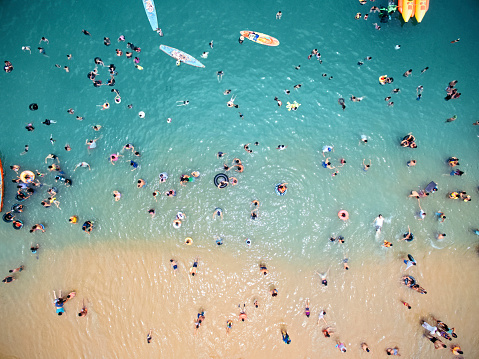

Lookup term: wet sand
[1,240,478,358]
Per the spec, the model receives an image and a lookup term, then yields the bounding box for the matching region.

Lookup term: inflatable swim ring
[173,219,182,229]
[20,170,35,183]
[191,171,200,178]
[216,238,224,245]
[12,220,23,230]
[275,183,287,196]
[245,238,252,246]
[159,172,168,182]
[185,237,193,245]
[16,192,27,202]
[214,173,229,188]
[102,102,110,110]
[176,212,186,220]
[69,215,78,224]
[114,97,121,104]
[138,111,145,118]
[11,204,23,213]
[379,75,387,85]
[338,210,349,220]
[403,232,414,242]
[3,212,15,223]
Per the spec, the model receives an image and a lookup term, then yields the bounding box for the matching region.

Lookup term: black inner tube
[12,220,23,229]
[214,173,229,188]
[12,204,23,213]
[3,212,14,222]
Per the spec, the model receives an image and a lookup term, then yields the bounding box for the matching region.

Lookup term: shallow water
[1,0,479,358]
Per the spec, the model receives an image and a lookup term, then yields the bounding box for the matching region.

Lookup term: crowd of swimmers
[2,10,474,356]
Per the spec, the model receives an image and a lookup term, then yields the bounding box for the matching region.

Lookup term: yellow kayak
[398,0,415,22]
[415,0,429,23]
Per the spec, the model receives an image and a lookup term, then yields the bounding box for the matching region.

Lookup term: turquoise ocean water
[1,0,479,357]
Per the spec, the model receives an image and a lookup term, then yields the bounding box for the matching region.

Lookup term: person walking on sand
[194,311,205,335]
[238,304,247,321]
[226,320,233,334]
[170,259,178,274]
[190,257,199,276]
[305,299,310,318]
[316,268,329,286]
[259,264,269,275]
[317,310,327,325]
[335,341,347,353]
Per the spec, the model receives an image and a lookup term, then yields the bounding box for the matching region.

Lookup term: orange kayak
[240,31,279,47]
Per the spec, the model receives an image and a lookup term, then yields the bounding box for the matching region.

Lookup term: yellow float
[20,170,35,183]
[286,101,301,111]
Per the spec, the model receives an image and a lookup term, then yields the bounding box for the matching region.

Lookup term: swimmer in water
[362,159,371,171]
[244,143,252,153]
[85,136,102,152]
[217,151,226,158]
[113,191,121,201]
[382,240,393,248]
[74,162,91,171]
[217,70,223,82]
[373,214,384,233]
[22,46,31,54]
[201,52,208,59]
[176,100,189,106]
[213,208,223,220]
[276,11,282,19]
[227,95,237,108]
[316,269,329,286]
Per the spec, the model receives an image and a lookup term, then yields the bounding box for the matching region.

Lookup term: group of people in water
[2,11,473,356]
